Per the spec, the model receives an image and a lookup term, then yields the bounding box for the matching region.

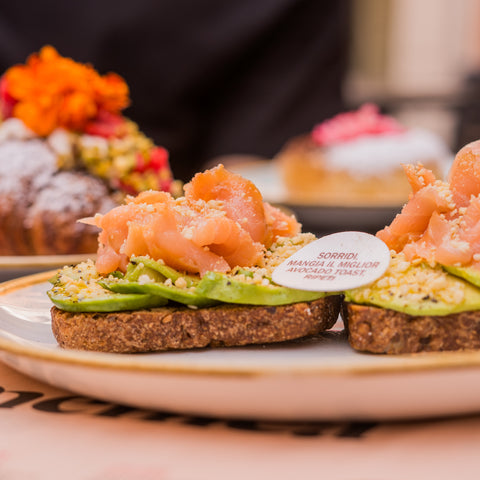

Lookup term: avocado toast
[343,252,480,353]
[48,165,341,353]
[344,140,480,354]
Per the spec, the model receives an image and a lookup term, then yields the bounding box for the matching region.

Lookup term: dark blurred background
[2,0,480,183]
[0,0,351,182]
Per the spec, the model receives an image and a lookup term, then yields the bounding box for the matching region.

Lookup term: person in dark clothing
[0,0,351,181]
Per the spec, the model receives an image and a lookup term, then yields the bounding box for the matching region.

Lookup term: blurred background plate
[285,203,401,236]
[0,254,95,282]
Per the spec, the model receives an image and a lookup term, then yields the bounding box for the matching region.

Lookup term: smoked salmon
[377,141,480,270]
[448,140,480,208]
[184,164,268,244]
[88,164,301,276]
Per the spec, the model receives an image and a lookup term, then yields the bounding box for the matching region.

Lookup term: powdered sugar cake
[0,46,176,256]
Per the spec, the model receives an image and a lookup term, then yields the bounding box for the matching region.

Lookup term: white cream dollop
[322,129,451,178]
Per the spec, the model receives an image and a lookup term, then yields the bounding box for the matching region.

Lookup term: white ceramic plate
[0,254,95,282]
[2,273,480,421]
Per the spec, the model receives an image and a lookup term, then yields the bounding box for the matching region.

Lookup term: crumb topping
[349,251,466,308]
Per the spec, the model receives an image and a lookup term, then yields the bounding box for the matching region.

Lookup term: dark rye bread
[51,296,341,353]
[344,303,480,354]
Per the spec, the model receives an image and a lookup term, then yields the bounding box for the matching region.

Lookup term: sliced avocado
[48,260,168,312]
[443,264,480,288]
[130,256,199,286]
[100,278,217,307]
[196,271,326,306]
[345,255,480,316]
[235,268,254,278]
[124,263,165,283]
[47,287,168,312]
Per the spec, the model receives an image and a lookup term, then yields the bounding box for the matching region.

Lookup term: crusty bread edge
[51,295,342,353]
[343,302,480,354]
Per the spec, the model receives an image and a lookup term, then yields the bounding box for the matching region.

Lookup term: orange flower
[94,72,130,113]
[2,46,130,136]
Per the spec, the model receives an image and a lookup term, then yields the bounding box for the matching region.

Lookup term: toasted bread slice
[344,302,480,354]
[51,296,341,353]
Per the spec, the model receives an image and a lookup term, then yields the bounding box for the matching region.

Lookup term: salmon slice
[403,164,437,195]
[123,221,151,257]
[186,215,235,247]
[402,212,472,266]
[130,205,231,276]
[94,204,140,273]
[377,142,480,269]
[94,201,231,276]
[263,202,301,247]
[377,183,454,252]
[458,195,480,259]
[95,243,128,275]
[208,230,264,268]
[448,140,480,208]
[127,190,174,206]
[428,213,471,266]
[184,164,268,244]
[188,216,263,265]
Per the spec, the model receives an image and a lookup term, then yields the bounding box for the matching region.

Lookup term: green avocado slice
[345,258,480,316]
[124,263,165,283]
[443,264,480,289]
[130,256,199,286]
[99,278,217,308]
[47,287,168,313]
[47,261,167,312]
[196,271,326,305]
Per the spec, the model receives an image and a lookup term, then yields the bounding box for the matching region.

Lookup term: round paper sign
[272,231,390,292]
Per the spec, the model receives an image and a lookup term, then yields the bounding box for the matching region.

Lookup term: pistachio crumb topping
[349,251,466,308]
[52,259,110,300]
[231,232,317,285]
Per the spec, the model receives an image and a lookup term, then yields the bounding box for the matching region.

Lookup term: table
[2,361,480,480]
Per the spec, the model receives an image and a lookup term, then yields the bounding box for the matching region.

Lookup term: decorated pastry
[276,104,451,206]
[0,46,176,255]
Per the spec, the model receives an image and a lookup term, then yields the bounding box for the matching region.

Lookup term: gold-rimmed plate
[1,272,480,421]
[0,254,95,282]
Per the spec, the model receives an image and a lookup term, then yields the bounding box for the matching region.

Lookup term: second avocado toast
[344,141,480,353]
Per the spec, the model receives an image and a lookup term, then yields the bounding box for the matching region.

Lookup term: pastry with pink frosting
[277,104,451,206]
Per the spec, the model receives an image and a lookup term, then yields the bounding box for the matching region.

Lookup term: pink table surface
[1,362,480,479]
